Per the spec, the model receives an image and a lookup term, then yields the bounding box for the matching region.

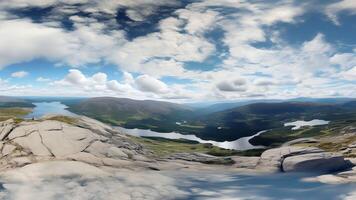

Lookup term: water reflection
[284,119,329,130]
[24,102,76,119]
[116,127,265,151]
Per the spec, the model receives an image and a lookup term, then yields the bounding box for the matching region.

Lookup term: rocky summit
[0,116,153,171]
[0,115,355,186]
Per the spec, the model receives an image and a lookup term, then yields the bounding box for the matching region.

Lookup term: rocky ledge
[0,116,355,185]
[0,117,154,171]
[257,146,353,173]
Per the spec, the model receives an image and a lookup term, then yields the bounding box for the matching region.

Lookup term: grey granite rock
[257,146,351,173]
[167,153,234,165]
[282,152,349,172]
[0,117,151,169]
[0,119,15,141]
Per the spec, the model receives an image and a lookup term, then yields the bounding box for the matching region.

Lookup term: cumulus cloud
[339,67,356,81]
[216,79,246,92]
[0,0,355,100]
[50,69,194,100]
[325,0,356,25]
[11,71,28,78]
[0,17,125,69]
[135,75,168,94]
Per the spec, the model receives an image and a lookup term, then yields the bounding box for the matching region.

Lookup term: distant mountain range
[0,96,34,108]
[191,97,356,114]
[66,97,356,142]
[67,97,194,131]
[2,96,356,144]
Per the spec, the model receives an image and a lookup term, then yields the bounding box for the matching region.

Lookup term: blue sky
[0,0,355,102]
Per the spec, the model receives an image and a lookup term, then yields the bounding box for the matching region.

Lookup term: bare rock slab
[258,146,352,173]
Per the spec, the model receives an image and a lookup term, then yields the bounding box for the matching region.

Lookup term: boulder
[257,146,323,172]
[282,152,349,173]
[257,146,352,173]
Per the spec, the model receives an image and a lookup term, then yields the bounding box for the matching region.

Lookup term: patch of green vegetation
[317,142,344,152]
[231,148,266,157]
[47,116,78,124]
[0,102,34,108]
[0,108,31,122]
[250,127,321,147]
[250,116,356,147]
[178,124,205,129]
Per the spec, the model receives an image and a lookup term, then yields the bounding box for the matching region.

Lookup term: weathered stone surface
[0,116,152,170]
[0,119,15,141]
[231,156,260,169]
[85,141,112,157]
[13,132,52,156]
[167,153,234,165]
[9,156,32,167]
[2,144,16,156]
[107,147,128,159]
[102,158,133,168]
[64,152,103,166]
[257,146,351,173]
[76,116,114,137]
[40,128,95,157]
[282,152,349,172]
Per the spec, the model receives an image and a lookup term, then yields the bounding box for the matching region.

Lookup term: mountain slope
[0,96,34,108]
[191,102,356,142]
[68,97,193,131]
[68,98,356,143]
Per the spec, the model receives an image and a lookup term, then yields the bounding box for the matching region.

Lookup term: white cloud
[216,79,246,92]
[11,71,28,78]
[0,0,355,100]
[0,17,125,69]
[135,75,168,94]
[339,67,356,81]
[50,69,195,100]
[36,77,51,82]
[325,0,356,25]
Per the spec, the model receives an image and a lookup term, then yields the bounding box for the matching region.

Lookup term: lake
[24,102,329,151]
[116,127,265,151]
[24,101,77,119]
[27,101,265,151]
[284,119,330,130]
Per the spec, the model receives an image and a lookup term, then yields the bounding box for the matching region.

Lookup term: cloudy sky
[0,0,355,102]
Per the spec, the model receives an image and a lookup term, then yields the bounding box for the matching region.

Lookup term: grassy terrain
[0,108,31,122]
[46,116,78,125]
[250,117,356,147]
[69,99,356,142]
[290,134,356,158]
[130,136,264,157]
